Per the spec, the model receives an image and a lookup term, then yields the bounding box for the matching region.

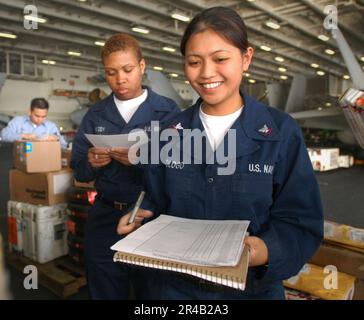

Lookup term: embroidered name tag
[165,159,184,170]
[249,163,274,174]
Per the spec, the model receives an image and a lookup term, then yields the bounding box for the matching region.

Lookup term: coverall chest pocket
[231,174,273,225]
[232,174,272,194]
[165,168,194,202]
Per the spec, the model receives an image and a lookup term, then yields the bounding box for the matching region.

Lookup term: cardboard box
[310,243,364,280]
[307,148,339,171]
[354,279,364,300]
[284,263,355,300]
[61,149,72,168]
[14,141,61,173]
[10,169,73,205]
[338,155,354,168]
[324,220,364,251]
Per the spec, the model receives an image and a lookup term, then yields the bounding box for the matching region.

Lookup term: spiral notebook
[111,215,250,291]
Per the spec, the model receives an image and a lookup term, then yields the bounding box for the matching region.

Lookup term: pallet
[6,252,87,298]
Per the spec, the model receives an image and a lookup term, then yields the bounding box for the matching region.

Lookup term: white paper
[111,214,250,267]
[85,130,148,149]
[53,173,73,195]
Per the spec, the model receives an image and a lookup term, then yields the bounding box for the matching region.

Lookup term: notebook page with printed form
[111,214,250,267]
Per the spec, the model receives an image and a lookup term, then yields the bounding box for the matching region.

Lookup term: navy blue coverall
[141,92,324,299]
[71,87,180,299]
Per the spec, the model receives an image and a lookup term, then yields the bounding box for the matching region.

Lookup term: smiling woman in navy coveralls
[71,33,179,299]
[118,7,323,300]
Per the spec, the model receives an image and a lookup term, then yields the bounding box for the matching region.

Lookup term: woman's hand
[88,147,112,168]
[244,236,269,267]
[117,209,153,235]
[108,147,132,166]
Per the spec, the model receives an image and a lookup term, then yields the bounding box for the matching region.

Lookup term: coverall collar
[187,90,281,161]
[99,86,168,132]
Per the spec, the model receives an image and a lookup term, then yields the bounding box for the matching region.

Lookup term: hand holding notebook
[111,215,250,291]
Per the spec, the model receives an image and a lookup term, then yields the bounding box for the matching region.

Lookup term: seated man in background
[0,97,67,149]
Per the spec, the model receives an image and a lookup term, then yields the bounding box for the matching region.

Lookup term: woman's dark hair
[180,7,249,56]
[30,98,49,111]
[101,33,143,64]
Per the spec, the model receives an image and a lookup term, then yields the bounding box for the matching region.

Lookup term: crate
[6,252,86,298]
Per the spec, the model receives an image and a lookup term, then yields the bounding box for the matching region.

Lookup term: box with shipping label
[307,148,340,171]
[10,169,73,206]
[13,140,61,173]
[284,263,356,300]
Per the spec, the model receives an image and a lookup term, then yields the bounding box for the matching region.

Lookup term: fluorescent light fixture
[68,51,81,56]
[247,0,255,2]
[131,26,150,34]
[60,126,64,131]
[318,107,323,111]
[310,63,319,68]
[0,32,17,39]
[278,67,287,72]
[318,34,329,41]
[275,56,285,62]
[265,21,280,30]
[248,79,256,84]
[245,73,250,77]
[280,75,288,80]
[171,13,190,22]
[317,70,325,76]
[260,45,272,52]
[78,0,87,2]
[94,41,105,46]
[343,75,350,80]
[325,49,335,55]
[42,59,56,65]
[360,56,364,62]
[325,102,331,107]
[24,15,47,23]
[163,46,176,52]
[169,73,179,78]
[153,66,164,71]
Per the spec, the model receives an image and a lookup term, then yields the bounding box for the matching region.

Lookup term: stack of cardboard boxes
[310,221,364,300]
[284,221,364,300]
[7,141,72,263]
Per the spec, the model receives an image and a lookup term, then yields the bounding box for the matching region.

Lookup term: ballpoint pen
[127,191,145,225]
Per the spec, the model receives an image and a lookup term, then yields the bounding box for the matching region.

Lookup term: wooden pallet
[6,252,87,298]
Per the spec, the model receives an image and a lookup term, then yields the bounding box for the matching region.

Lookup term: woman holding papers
[118,7,323,300]
[71,33,179,299]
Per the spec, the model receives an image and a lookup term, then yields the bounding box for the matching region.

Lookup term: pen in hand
[127,191,146,225]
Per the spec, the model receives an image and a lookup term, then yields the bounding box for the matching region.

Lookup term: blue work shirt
[0,115,67,149]
[71,87,180,204]
[141,92,324,299]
